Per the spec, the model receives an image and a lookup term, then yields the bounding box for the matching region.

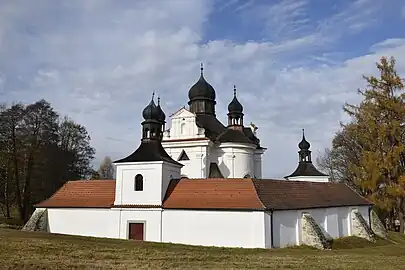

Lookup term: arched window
[180,123,186,135]
[134,174,143,191]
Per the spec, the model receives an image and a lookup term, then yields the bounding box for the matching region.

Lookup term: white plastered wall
[114,161,181,206]
[215,143,256,178]
[271,205,370,248]
[162,210,266,248]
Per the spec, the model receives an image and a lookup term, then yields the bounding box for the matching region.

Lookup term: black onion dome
[142,95,160,121]
[156,97,166,122]
[228,86,243,113]
[188,64,216,101]
[299,129,310,150]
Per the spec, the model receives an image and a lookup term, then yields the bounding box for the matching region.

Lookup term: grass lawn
[1,229,405,269]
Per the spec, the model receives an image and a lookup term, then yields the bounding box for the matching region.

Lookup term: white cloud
[0,0,404,178]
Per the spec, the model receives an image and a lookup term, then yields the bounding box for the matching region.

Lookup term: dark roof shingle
[252,179,371,210]
[285,162,328,178]
[114,140,183,166]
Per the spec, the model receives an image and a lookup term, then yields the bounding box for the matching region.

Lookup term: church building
[161,65,265,179]
[25,65,384,249]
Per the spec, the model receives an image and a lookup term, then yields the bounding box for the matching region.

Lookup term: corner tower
[113,94,183,206]
[215,86,257,178]
[227,85,244,128]
[285,129,329,182]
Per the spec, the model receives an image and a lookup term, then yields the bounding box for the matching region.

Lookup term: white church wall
[114,161,181,206]
[264,212,272,248]
[217,143,256,178]
[163,141,211,178]
[253,152,263,179]
[163,107,204,140]
[161,163,182,198]
[272,210,298,248]
[337,207,349,237]
[47,208,119,238]
[272,205,371,248]
[325,208,339,238]
[162,210,266,248]
[118,208,162,242]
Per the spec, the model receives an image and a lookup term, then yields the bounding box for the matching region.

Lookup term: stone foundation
[301,213,332,249]
[22,208,48,232]
[351,210,375,241]
[370,209,388,239]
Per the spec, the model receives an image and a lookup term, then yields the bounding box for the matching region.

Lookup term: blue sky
[1,0,405,178]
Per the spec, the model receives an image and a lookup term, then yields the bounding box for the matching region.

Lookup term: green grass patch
[1,228,405,269]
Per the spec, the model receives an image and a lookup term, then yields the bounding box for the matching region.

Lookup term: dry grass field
[1,228,405,269]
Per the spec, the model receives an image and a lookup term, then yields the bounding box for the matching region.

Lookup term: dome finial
[233,85,237,97]
[200,62,204,76]
[298,128,310,150]
[157,96,160,105]
[152,91,155,101]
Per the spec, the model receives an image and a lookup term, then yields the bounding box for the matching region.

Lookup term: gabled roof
[163,179,265,210]
[36,180,115,208]
[36,178,372,210]
[169,106,195,118]
[252,179,369,210]
[114,140,183,167]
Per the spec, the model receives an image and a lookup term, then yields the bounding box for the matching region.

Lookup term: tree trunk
[4,174,10,218]
[11,127,23,221]
[22,154,34,222]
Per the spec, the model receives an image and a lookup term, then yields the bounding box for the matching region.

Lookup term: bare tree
[98,156,115,180]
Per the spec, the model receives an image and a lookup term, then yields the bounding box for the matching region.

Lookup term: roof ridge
[250,179,267,210]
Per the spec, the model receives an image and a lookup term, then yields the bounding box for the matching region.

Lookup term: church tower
[113,94,183,206]
[188,63,216,116]
[215,86,257,178]
[227,85,244,128]
[285,129,329,182]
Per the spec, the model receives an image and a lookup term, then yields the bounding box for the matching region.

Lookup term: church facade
[25,66,384,249]
[161,65,265,179]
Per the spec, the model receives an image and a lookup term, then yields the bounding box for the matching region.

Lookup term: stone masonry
[370,209,388,239]
[301,213,332,249]
[351,210,375,242]
[22,208,48,232]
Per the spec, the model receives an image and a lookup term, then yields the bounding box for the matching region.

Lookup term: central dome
[188,65,216,101]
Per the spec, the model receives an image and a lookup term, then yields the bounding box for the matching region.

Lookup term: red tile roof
[163,178,265,210]
[36,180,115,208]
[35,178,372,210]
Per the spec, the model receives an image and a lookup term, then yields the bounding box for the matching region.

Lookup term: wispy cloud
[241,0,381,54]
[0,0,404,178]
